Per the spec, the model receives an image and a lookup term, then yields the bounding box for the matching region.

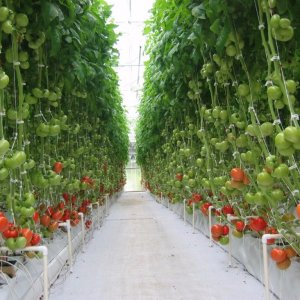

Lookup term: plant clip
[223,82,230,87]
[265,80,273,86]
[228,124,235,129]
[16,120,24,125]
[273,119,281,125]
[248,106,255,112]
[291,114,299,121]
[24,140,30,145]
[270,55,280,62]
[214,82,218,86]
[289,164,297,171]
[232,81,238,86]
[292,189,299,196]
[34,113,43,118]
[0,112,6,116]
[13,61,20,66]
[258,24,265,30]
[20,171,27,175]
[38,64,45,68]
[232,151,239,158]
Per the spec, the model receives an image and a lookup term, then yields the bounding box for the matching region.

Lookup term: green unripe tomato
[0,72,9,89]
[283,126,300,144]
[268,0,276,8]
[270,14,280,29]
[275,132,292,150]
[257,171,274,187]
[2,19,13,34]
[0,167,8,180]
[0,7,9,22]
[15,13,29,27]
[267,85,282,100]
[0,139,9,155]
[285,80,297,94]
[273,164,289,178]
[279,18,291,29]
[260,122,273,137]
[237,83,250,97]
[226,45,236,57]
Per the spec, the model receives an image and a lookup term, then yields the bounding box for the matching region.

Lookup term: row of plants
[137,0,300,270]
[0,0,128,256]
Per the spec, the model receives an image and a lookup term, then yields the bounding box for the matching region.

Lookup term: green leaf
[191,4,206,19]
[50,28,62,56]
[215,21,230,52]
[42,2,64,24]
[210,19,221,34]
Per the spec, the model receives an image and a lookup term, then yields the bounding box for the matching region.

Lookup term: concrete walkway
[50,192,274,300]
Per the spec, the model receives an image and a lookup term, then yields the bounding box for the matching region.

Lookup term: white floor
[50,192,276,300]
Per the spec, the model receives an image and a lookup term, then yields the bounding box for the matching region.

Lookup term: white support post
[105,194,109,216]
[226,214,257,267]
[160,192,163,204]
[192,202,195,233]
[183,199,186,224]
[93,202,101,228]
[262,233,283,300]
[0,246,48,300]
[78,212,85,251]
[58,220,73,271]
[87,204,94,238]
[208,206,214,247]
[167,198,170,209]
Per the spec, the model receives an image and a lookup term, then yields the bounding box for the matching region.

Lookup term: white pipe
[183,199,186,224]
[0,245,48,300]
[58,221,73,271]
[208,206,214,247]
[87,204,94,237]
[105,194,109,216]
[261,234,283,300]
[192,202,195,233]
[66,220,73,270]
[228,226,232,267]
[160,192,162,204]
[78,212,85,251]
[93,202,100,228]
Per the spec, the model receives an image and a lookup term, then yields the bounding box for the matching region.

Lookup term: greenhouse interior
[0,0,299,299]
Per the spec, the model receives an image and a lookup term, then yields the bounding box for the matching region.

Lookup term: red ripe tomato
[41,214,51,227]
[2,226,18,239]
[192,193,202,202]
[0,214,9,232]
[175,173,183,181]
[57,201,65,210]
[276,258,291,270]
[230,168,245,182]
[53,161,63,174]
[71,218,80,227]
[20,228,33,243]
[249,217,267,232]
[30,233,41,246]
[46,206,54,217]
[62,193,70,202]
[48,221,59,232]
[242,174,250,185]
[296,204,300,218]
[270,248,287,263]
[222,205,234,215]
[32,211,40,224]
[200,202,212,216]
[265,227,278,245]
[222,225,230,236]
[211,224,224,238]
[235,220,245,232]
[52,210,63,221]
